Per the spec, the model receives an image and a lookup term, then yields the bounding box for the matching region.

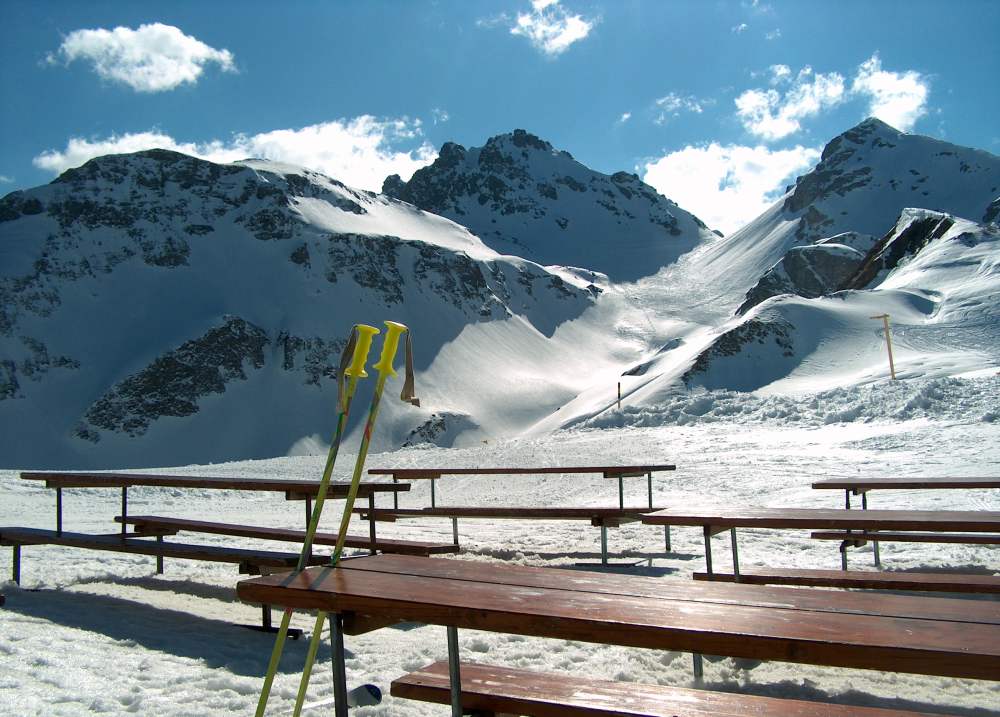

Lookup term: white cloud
[32,116,437,191]
[735,67,846,140]
[49,23,234,92]
[431,108,450,125]
[764,28,782,40]
[643,143,820,234]
[654,92,705,125]
[732,23,748,34]
[618,112,632,124]
[768,64,791,84]
[851,53,928,131]
[0,175,12,184]
[510,0,596,56]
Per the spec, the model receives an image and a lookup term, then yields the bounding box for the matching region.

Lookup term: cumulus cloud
[618,112,632,124]
[48,23,234,92]
[764,28,782,40]
[510,0,596,56]
[643,143,820,234]
[852,53,928,131]
[735,55,929,140]
[32,116,437,191]
[736,66,846,140]
[732,23,748,34]
[0,175,12,184]
[431,108,450,125]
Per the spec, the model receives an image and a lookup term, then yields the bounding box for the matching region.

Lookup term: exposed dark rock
[683,316,795,384]
[841,212,955,290]
[985,197,1000,225]
[324,233,405,305]
[279,333,345,386]
[82,316,269,437]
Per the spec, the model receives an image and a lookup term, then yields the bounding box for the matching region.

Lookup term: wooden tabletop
[641,507,1000,531]
[812,476,1000,491]
[20,472,409,497]
[368,465,675,479]
[237,554,1000,680]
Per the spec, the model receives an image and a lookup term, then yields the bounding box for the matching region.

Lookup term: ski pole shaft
[292,321,409,717]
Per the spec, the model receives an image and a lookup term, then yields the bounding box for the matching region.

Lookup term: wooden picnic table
[237,554,1000,716]
[20,471,408,537]
[641,507,1000,572]
[368,464,675,509]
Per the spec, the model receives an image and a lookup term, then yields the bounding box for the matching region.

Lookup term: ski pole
[292,320,410,717]
[254,324,379,717]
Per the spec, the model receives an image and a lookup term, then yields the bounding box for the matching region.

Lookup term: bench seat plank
[811,530,1000,545]
[369,465,675,479]
[354,507,654,523]
[338,554,1000,625]
[642,508,1000,531]
[0,527,330,568]
[693,569,1000,594]
[237,558,1000,679]
[812,477,1000,491]
[116,515,458,555]
[392,660,949,717]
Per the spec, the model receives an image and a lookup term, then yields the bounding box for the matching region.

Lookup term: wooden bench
[693,568,1000,593]
[116,515,459,556]
[353,506,661,564]
[392,660,952,716]
[641,507,1000,571]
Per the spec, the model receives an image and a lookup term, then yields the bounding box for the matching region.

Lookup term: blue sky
[2,0,998,233]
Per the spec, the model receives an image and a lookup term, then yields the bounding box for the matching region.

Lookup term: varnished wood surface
[117,516,459,555]
[355,507,656,519]
[813,476,1000,491]
[236,555,1000,679]
[0,527,330,567]
[642,507,1000,531]
[369,465,675,479]
[333,554,1000,625]
[811,530,1000,544]
[693,569,1000,594]
[20,471,408,497]
[392,660,949,717]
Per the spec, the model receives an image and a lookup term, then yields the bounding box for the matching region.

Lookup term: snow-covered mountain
[2,121,999,467]
[383,129,717,281]
[0,150,607,468]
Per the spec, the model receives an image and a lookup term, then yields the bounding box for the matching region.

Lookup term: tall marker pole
[292,320,410,717]
[870,313,897,380]
[254,324,379,717]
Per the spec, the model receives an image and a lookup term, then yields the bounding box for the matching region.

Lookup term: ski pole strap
[400,330,420,407]
[337,327,358,411]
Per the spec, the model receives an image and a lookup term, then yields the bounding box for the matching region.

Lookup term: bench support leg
[156,536,164,574]
[262,604,272,631]
[618,476,624,509]
[56,486,62,535]
[861,494,882,567]
[452,517,459,546]
[331,613,349,717]
[393,476,399,510]
[664,526,671,553]
[447,625,463,717]
[368,494,377,555]
[600,525,608,566]
[12,545,20,585]
[692,653,704,684]
[840,541,849,571]
[431,479,437,509]
[730,528,740,578]
[703,526,713,575]
[121,487,128,537]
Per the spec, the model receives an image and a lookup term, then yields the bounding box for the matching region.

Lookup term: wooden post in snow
[870,314,897,380]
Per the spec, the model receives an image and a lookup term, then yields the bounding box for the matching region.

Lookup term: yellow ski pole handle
[371,320,407,376]
[345,324,379,378]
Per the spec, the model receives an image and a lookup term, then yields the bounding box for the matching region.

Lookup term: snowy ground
[2,376,999,716]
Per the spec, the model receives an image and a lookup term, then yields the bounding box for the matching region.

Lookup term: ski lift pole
[870,314,897,380]
[293,320,411,717]
[253,324,379,717]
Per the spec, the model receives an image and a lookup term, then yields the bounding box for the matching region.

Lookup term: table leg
[156,535,164,574]
[121,487,128,538]
[703,526,713,574]
[600,525,608,566]
[451,517,459,546]
[730,528,740,578]
[368,494,377,555]
[692,653,704,684]
[331,613,349,717]
[845,489,851,510]
[56,486,62,536]
[840,541,849,571]
[431,479,436,508]
[447,625,463,717]
[12,545,20,584]
[618,476,624,509]
[861,493,882,566]
[393,476,399,510]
